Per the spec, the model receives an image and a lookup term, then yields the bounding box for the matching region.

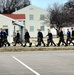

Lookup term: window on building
[29,14,34,20]
[40,26,45,31]
[30,26,34,32]
[40,14,45,20]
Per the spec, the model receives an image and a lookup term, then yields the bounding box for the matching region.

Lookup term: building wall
[13,5,52,37]
[0,15,22,43]
[14,19,25,40]
[0,15,14,43]
[14,5,72,37]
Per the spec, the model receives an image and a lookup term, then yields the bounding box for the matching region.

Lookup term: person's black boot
[46,44,49,47]
[21,44,23,46]
[43,44,45,47]
[8,43,10,46]
[54,44,56,47]
[57,44,60,46]
[29,43,32,47]
[23,45,26,47]
[13,45,16,46]
[36,45,38,47]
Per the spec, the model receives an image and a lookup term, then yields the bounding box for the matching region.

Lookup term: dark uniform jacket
[58,31,64,38]
[67,31,71,38]
[15,33,20,40]
[72,30,74,37]
[24,32,30,40]
[37,32,43,38]
[47,33,53,40]
[0,31,4,39]
[3,32,7,38]
[0,31,2,39]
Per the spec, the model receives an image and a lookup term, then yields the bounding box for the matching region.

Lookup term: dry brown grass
[0,46,74,52]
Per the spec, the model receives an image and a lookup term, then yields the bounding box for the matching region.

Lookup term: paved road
[0,50,74,75]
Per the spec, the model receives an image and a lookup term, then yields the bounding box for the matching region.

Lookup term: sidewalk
[0,37,73,52]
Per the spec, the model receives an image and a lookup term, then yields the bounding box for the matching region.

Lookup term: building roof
[0,14,15,21]
[13,5,48,14]
[3,14,25,19]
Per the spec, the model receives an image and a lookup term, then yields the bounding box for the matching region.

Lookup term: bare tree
[64,0,74,26]
[44,3,64,36]
[44,2,74,36]
[0,0,30,14]
[64,0,74,11]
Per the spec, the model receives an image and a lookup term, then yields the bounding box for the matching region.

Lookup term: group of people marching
[13,29,32,47]
[0,27,74,47]
[13,27,74,47]
[36,28,74,47]
[57,28,74,46]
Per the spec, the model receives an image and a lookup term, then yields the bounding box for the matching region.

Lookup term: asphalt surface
[0,50,74,75]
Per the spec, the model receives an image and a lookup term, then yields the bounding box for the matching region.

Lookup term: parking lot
[0,50,74,75]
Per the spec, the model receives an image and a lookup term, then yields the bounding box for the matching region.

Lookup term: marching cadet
[0,28,5,47]
[0,28,2,47]
[36,29,45,47]
[46,29,56,46]
[57,28,68,46]
[46,29,53,46]
[23,29,32,47]
[13,30,23,46]
[3,29,10,47]
[69,28,74,46]
[71,28,74,39]
[66,29,73,45]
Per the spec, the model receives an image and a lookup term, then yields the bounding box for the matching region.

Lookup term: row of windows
[29,14,45,20]
[30,26,45,32]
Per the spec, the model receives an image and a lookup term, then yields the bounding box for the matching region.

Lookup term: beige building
[0,14,25,43]
[0,5,72,44]
[13,5,57,37]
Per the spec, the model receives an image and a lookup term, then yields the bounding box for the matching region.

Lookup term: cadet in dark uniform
[0,28,5,47]
[66,29,73,45]
[3,30,10,47]
[46,29,56,46]
[36,29,45,47]
[36,29,41,46]
[57,28,67,46]
[69,28,74,45]
[71,28,74,40]
[0,28,3,47]
[23,29,32,47]
[71,28,74,38]
[13,30,23,46]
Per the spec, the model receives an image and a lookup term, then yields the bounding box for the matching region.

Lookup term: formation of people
[13,28,74,47]
[0,27,74,47]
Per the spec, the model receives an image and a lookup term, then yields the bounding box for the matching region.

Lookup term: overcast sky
[30,0,68,9]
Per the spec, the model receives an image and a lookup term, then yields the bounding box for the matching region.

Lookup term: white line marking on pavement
[12,56,40,75]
